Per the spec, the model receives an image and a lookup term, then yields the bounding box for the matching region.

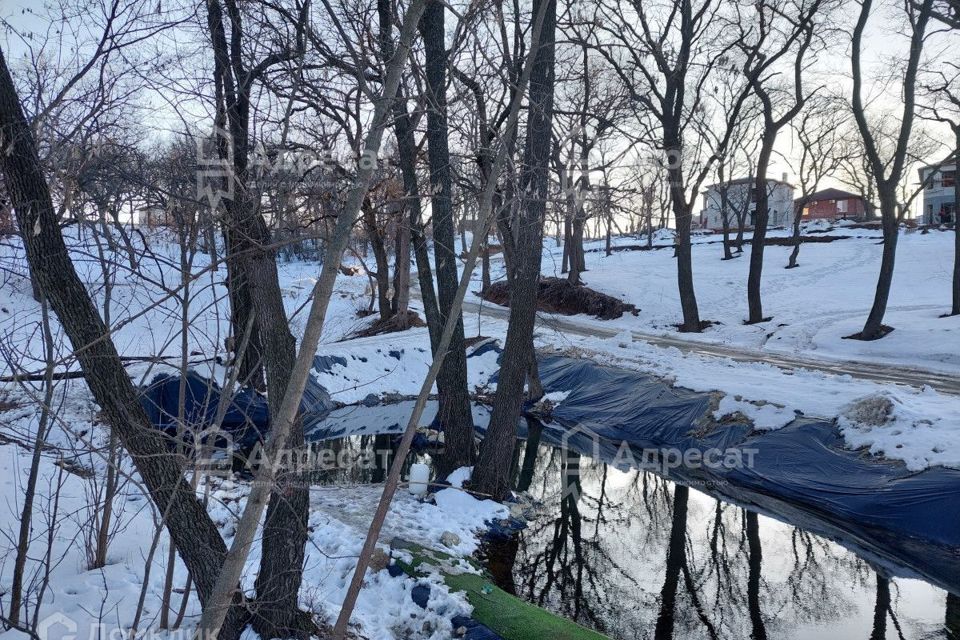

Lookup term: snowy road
[456,296,960,396]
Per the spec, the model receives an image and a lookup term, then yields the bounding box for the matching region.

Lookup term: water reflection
[483,441,954,640]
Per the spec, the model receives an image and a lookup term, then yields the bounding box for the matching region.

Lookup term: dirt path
[451,295,960,396]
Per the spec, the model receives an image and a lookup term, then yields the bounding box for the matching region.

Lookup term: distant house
[698,176,795,231]
[138,206,174,228]
[799,188,868,222]
[918,163,957,225]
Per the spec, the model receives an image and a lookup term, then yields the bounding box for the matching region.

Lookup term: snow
[310,335,501,405]
[837,388,960,471]
[2,222,960,640]
[0,438,503,640]
[475,225,960,375]
[540,390,571,407]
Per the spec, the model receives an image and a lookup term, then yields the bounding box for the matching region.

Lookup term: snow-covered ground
[0,230,505,640]
[470,223,960,375]
[0,434,504,640]
[2,223,960,640]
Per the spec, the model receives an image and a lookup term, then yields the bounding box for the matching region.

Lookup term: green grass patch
[394,540,610,640]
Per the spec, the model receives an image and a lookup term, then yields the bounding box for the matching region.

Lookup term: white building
[698,175,795,231]
[918,163,956,225]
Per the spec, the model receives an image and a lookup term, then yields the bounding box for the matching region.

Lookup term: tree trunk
[787,201,804,269]
[0,48,250,640]
[481,235,492,293]
[952,133,959,316]
[735,210,746,252]
[858,191,899,339]
[719,185,734,260]
[362,199,393,322]
[93,430,119,568]
[671,183,702,331]
[392,214,411,324]
[205,2,310,633]
[747,136,776,324]
[378,0,439,347]
[471,0,556,500]
[8,297,56,626]
[420,0,476,474]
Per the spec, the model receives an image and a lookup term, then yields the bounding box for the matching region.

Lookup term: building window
[943,171,956,188]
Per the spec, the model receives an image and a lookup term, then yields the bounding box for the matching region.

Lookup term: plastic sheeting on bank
[532,355,960,595]
[140,370,335,451]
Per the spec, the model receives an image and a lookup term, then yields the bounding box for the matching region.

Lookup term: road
[451,296,960,396]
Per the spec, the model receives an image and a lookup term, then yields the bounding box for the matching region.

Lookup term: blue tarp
[139,352,960,593]
[140,370,335,451]
[533,355,960,594]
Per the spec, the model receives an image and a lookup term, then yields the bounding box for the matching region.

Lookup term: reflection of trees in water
[655,484,690,640]
[501,447,647,634]
[745,511,767,640]
[947,593,960,640]
[497,444,898,639]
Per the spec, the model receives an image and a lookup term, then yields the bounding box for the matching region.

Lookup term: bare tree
[471,0,558,500]
[0,46,251,640]
[784,98,847,269]
[919,60,960,315]
[848,0,935,340]
[592,0,752,332]
[419,0,477,474]
[738,0,830,324]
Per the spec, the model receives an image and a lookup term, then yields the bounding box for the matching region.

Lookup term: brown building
[799,188,868,222]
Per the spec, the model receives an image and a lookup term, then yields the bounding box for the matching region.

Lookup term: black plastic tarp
[140,370,335,451]
[532,355,960,593]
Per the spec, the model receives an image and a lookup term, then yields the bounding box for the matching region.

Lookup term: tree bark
[859,191,900,339]
[671,178,702,331]
[362,198,393,322]
[471,0,556,500]
[952,132,959,316]
[392,214,412,323]
[747,135,776,324]
[787,201,805,269]
[205,2,311,634]
[0,46,250,640]
[420,0,476,474]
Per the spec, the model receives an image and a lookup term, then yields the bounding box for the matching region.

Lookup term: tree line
[0,0,958,638]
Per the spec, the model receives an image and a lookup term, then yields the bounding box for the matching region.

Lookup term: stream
[309,401,960,639]
[483,438,959,640]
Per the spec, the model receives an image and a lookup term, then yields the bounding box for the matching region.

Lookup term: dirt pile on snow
[351,310,426,338]
[481,277,638,320]
[840,393,895,427]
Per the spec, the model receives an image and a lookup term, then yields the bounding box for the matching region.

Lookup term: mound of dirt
[763,235,851,246]
[481,277,638,320]
[351,310,426,338]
